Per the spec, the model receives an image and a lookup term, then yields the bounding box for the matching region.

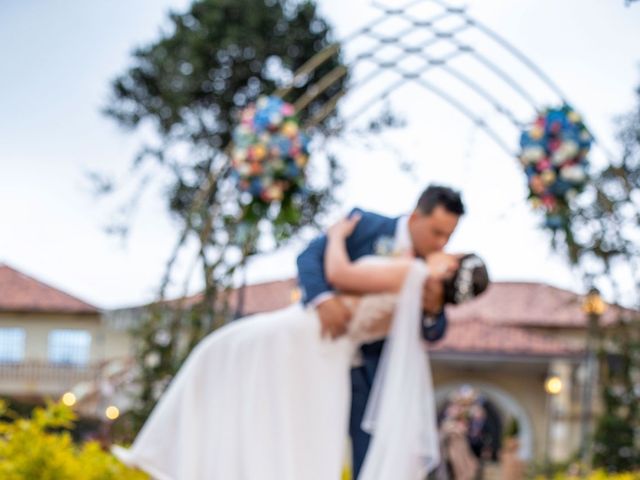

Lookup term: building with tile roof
[0,263,129,402]
[2,263,633,467]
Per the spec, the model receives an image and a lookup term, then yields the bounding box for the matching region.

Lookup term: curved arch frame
[279,0,585,159]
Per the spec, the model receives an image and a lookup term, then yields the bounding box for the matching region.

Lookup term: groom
[296,184,465,478]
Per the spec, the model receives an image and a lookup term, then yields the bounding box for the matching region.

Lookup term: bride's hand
[328,213,361,239]
[425,252,459,281]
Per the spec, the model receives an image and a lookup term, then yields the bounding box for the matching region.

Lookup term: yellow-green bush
[535,470,640,480]
[342,465,351,480]
[0,400,147,480]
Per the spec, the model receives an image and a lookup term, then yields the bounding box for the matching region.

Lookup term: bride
[113,216,489,480]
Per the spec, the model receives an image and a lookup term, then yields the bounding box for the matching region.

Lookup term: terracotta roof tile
[446,282,626,328]
[208,279,610,357]
[0,264,98,314]
[228,278,298,314]
[430,321,581,357]
[222,280,629,329]
[145,278,633,357]
[169,278,298,315]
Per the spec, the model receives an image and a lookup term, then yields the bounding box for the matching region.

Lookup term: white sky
[1,0,639,309]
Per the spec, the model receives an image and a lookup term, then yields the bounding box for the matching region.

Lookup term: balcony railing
[0,360,101,396]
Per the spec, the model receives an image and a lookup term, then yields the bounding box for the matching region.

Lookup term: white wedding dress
[114,259,439,480]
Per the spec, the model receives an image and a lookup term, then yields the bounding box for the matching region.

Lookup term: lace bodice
[343,293,398,344]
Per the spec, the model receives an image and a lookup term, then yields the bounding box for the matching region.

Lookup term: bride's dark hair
[443,254,489,305]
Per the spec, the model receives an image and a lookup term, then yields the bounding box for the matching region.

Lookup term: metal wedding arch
[227,0,613,316]
[183,0,614,250]
[277,0,611,160]
[92,0,617,421]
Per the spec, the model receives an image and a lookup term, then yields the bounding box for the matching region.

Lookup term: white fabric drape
[113,260,439,480]
[359,260,440,479]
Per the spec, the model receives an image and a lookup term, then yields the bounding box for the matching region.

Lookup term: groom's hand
[316,297,352,339]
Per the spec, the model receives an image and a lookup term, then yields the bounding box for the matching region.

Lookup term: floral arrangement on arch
[519,104,592,229]
[231,96,310,208]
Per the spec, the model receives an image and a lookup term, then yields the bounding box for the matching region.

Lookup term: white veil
[359,260,440,479]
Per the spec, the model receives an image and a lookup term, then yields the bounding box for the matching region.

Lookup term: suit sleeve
[296,208,381,305]
[296,234,331,305]
[421,310,447,342]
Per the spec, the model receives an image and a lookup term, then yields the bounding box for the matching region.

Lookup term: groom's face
[409,205,460,257]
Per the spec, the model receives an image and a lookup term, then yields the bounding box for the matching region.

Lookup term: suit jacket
[296,207,447,349]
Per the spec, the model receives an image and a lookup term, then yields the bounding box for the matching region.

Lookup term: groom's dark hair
[416,185,465,216]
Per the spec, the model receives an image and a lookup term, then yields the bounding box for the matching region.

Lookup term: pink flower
[542,195,556,209]
[536,159,551,171]
[281,104,295,117]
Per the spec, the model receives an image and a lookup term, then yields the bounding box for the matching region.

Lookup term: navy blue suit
[296,208,447,478]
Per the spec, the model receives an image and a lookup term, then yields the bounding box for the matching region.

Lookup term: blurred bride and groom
[114,184,489,480]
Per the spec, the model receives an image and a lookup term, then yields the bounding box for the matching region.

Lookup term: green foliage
[592,316,640,472]
[504,416,520,439]
[526,456,640,479]
[547,80,640,472]
[105,0,345,237]
[0,400,147,480]
[552,85,640,278]
[531,471,640,480]
[584,83,640,473]
[105,0,348,435]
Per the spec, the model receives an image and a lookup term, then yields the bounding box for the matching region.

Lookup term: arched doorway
[435,381,534,461]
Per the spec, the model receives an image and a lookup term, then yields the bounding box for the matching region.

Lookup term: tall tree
[554,89,640,291]
[587,85,640,472]
[104,0,348,433]
[553,81,640,471]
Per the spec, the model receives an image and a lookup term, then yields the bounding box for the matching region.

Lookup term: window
[0,328,26,363]
[48,330,91,366]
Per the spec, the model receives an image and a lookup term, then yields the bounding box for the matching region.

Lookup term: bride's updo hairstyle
[443,254,489,305]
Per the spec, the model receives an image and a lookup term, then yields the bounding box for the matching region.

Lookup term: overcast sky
[1,0,639,309]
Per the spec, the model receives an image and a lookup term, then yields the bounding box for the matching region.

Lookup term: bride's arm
[325,216,412,294]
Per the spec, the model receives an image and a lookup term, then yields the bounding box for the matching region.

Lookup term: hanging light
[545,376,563,395]
[582,288,607,316]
